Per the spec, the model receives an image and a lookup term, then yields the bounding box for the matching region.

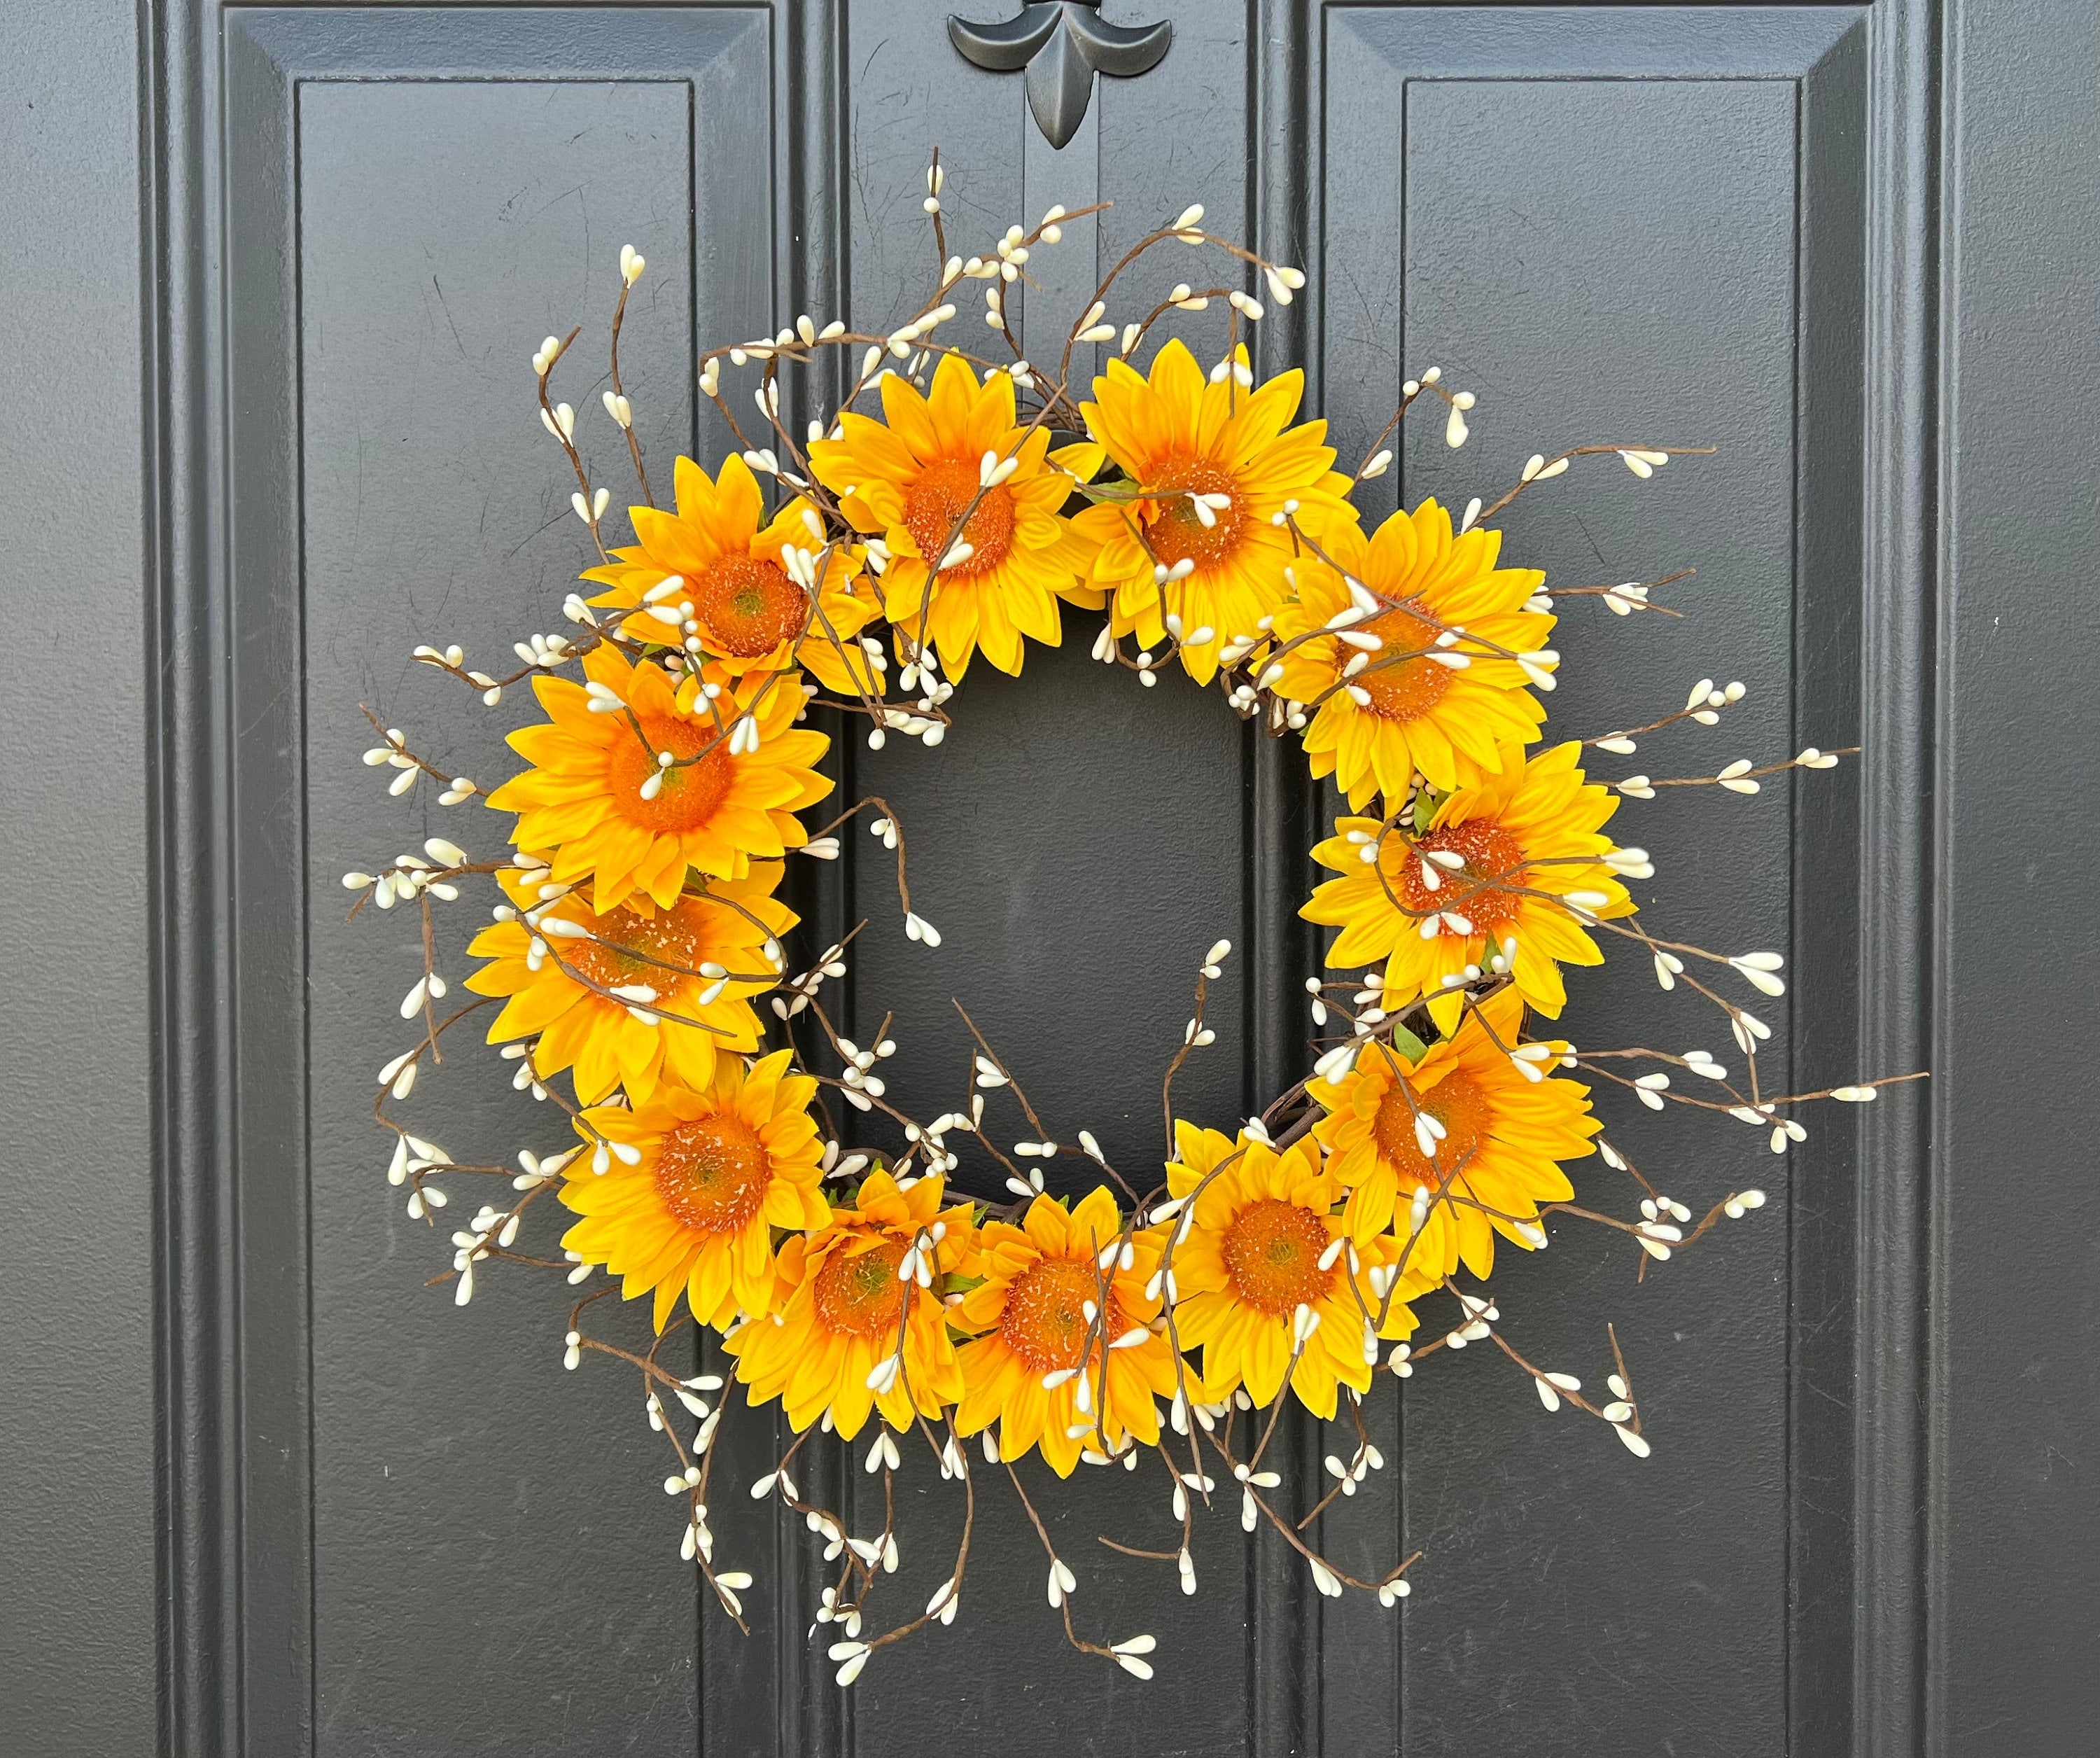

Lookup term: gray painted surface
[0,2,159,1755]
[0,0,2094,1753]
[1938,1,2100,1750]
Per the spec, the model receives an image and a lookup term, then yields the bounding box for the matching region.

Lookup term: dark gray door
[4,1,2096,1754]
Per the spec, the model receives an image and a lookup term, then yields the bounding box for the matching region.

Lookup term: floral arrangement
[344,159,1912,1686]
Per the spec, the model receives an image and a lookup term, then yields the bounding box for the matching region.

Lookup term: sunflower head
[582,454,881,694]
[727,1170,976,1438]
[1303,741,1634,1033]
[559,1049,827,1331]
[482,646,832,912]
[465,860,794,1103]
[807,352,1097,681]
[1072,339,1358,683]
[1312,988,1599,1278]
[1161,1123,1421,1418]
[1271,501,1552,807]
[950,1187,1175,1476]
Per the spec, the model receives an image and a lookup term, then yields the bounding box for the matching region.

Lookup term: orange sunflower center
[1372,1068,1493,1184]
[1142,456,1246,572]
[811,1237,910,1340]
[654,1113,770,1234]
[903,456,1016,578]
[562,900,710,992]
[1399,818,1527,938]
[604,706,735,835]
[1221,1198,1334,1318]
[999,1256,1115,1373]
[1350,604,1453,722]
[694,554,805,657]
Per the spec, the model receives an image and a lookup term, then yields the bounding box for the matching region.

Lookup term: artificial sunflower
[1070,340,1357,685]
[807,352,1097,680]
[484,646,830,913]
[582,454,882,695]
[1312,987,1598,1278]
[1162,1124,1422,1418]
[463,860,794,1104]
[728,1169,975,1439]
[951,1188,1177,1477]
[560,1049,829,1331]
[1269,500,1551,806]
[1303,741,1634,1033]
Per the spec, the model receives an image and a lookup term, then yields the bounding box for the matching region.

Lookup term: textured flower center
[1221,1198,1334,1318]
[1398,818,1527,938]
[903,456,1016,578]
[563,900,709,992]
[1372,1068,1492,1185]
[1142,456,1246,571]
[812,1238,910,1340]
[694,554,805,657]
[999,1256,1113,1373]
[654,1113,769,1234]
[606,706,735,834]
[1350,604,1454,722]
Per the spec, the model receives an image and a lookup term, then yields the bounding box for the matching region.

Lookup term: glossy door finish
[2,1,2096,1754]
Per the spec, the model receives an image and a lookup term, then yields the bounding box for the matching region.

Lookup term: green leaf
[1387,1023,1429,1063]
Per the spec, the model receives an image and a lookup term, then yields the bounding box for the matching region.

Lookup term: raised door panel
[299,80,709,1756]
[220,9,774,1751]
[1320,10,1864,1755]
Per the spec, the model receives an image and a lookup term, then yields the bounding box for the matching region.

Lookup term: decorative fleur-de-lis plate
[948,0,1174,150]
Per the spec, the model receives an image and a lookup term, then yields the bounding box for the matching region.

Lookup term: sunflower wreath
[345,158,1914,1686]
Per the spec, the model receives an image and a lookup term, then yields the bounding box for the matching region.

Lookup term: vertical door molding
[146,3,241,1745]
[1856,3,1943,1754]
[1250,3,1324,1750]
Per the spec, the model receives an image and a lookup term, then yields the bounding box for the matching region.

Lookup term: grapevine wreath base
[344,161,1913,1684]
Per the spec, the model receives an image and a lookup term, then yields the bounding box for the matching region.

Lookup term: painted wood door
[4,1,2097,1754]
